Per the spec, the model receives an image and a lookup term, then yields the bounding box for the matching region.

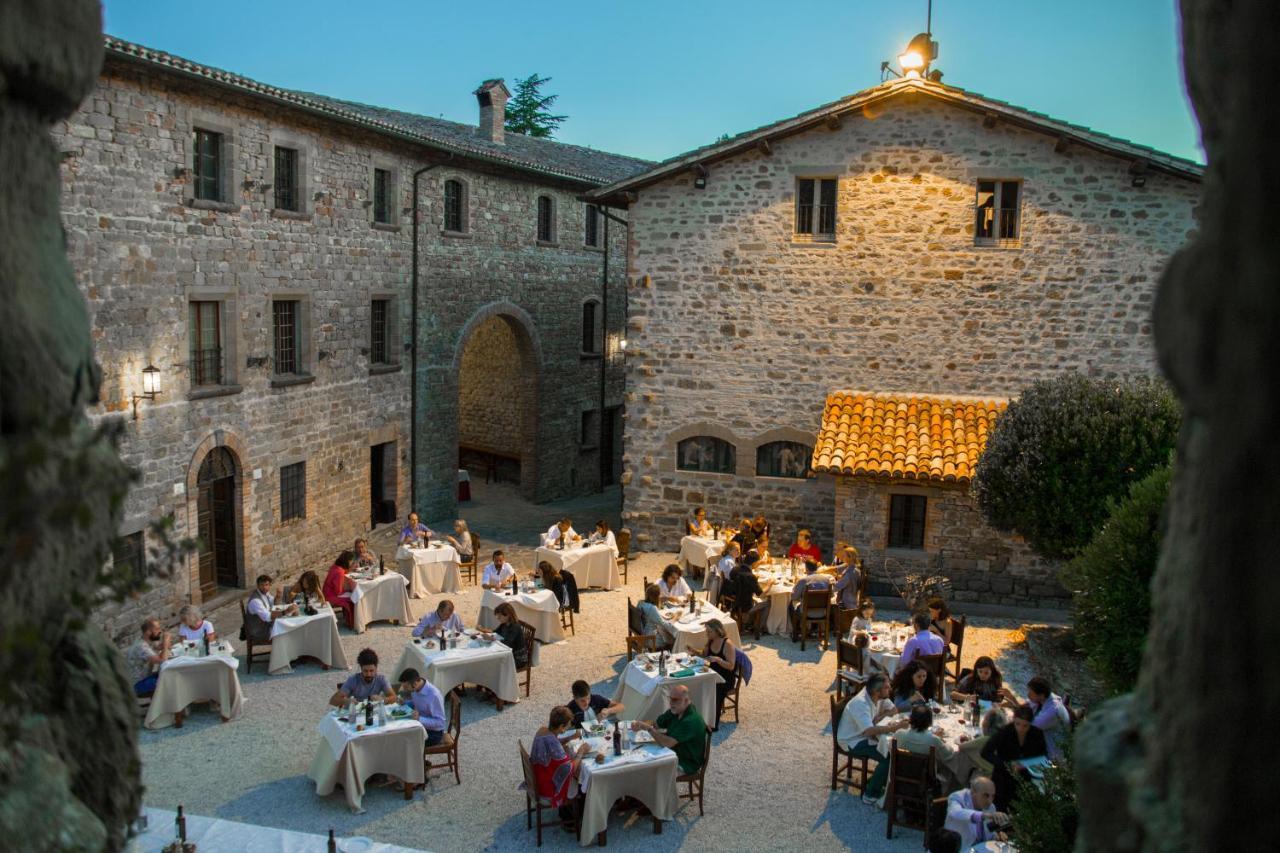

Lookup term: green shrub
[1062,463,1171,693]
[1011,737,1077,853]
[973,375,1179,560]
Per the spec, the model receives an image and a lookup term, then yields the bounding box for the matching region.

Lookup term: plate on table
[389,708,411,720]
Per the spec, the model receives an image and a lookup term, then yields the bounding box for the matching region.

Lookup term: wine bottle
[613,726,622,756]
[176,805,186,842]
[328,829,337,853]
[511,575,518,596]
[379,554,385,576]
[364,700,374,728]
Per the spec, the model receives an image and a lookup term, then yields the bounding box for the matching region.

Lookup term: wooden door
[197,482,217,598]
[211,477,238,587]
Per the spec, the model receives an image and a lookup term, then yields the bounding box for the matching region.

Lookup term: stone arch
[453,301,543,500]
[183,430,250,603]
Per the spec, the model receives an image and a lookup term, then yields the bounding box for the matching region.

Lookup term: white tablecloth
[536,543,619,590]
[145,646,244,729]
[307,715,425,811]
[752,570,797,634]
[393,637,520,703]
[572,739,678,846]
[266,606,348,674]
[350,572,412,633]
[865,621,909,676]
[661,604,742,653]
[477,587,565,644]
[396,544,461,598]
[612,656,723,724]
[879,706,997,784]
[131,807,428,852]
[678,535,724,574]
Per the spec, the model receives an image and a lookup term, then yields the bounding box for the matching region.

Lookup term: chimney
[474,79,511,145]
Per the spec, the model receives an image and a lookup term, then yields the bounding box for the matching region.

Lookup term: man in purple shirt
[398,668,447,746]
[899,612,947,666]
[944,776,1009,848]
[1025,675,1069,759]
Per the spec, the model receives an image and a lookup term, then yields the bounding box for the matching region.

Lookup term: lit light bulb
[898,50,925,71]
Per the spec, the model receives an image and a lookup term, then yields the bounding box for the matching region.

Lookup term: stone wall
[55,57,625,644]
[833,476,1063,608]
[458,314,532,457]
[620,93,1200,579]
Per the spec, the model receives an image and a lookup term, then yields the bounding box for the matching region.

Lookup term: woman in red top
[786,528,823,562]
[530,705,591,830]
[322,550,357,629]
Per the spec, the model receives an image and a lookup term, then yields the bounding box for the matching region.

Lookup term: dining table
[535,542,619,590]
[878,699,1025,790]
[132,807,425,852]
[611,652,723,724]
[395,542,461,598]
[478,586,564,644]
[349,570,412,633]
[392,633,521,705]
[864,620,910,677]
[307,710,425,812]
[266,603,348,674]
[144,641,244,729]
[661,602,741,653]
[568,727,679,847]
[677,535,725,577]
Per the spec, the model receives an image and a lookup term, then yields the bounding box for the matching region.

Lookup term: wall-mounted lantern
[131,363,162,420]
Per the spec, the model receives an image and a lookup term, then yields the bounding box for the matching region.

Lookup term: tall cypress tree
[504,73,568,138]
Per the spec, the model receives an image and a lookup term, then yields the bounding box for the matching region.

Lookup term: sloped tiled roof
[587,76,1202,202]
[812,392,1008,484]
[102,36,652,187]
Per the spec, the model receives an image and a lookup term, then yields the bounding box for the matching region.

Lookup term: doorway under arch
[455,311,540,500]
[195,445,242,598]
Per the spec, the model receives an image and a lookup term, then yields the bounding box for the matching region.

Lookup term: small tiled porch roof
[812,392,1007,484]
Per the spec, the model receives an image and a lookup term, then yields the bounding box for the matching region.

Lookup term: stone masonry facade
[609,86,1200,605]
[58,47,632,645]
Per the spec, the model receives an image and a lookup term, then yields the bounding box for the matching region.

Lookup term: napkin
[670,667,696,678]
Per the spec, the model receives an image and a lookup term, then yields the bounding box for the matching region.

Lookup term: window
[111,531,145,585]
[888,494,927,550]
[976,179,1021,245]
[188,301,222,386]
[584,203,601,247]
[274,146,299,211]
[536,195,555,243]
[373,168,392,224]
[443,179,465,232]
[193,129,222,201]
[756,441,811,478]
[795,177,837,240]
[371,299,390,365]
[272,300,299,375]
[280,462,306,521]
[677,436,736,474]
[581,300,599,354]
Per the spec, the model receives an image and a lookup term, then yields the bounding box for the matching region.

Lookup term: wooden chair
[625,598,657,661]
[799,588,831,651]
[458,533,479,585]
[616,527,631,583]
[884,740,937,838]
[423,691,462,784]
[925,795,959,853]
[835,606,857,640]
[517,620,537,698]
[917,653,948,701]
[736,600,766,641]
[676,727,713,816]
[835,639,867,702]
[947,615,967,681]
[559,599,575,636]
[721,659,744,724]
[518,739,567,846]
[238,598,272,673]
[830,694,872,792]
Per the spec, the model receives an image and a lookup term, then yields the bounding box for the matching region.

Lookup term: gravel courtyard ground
[139,539,1047,852]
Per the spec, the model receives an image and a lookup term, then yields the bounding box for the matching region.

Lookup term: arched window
[443,179,466,232]
[756,440,812,478]
[536,195,555,243]
[677,436,736,474]
[581,298,600,354]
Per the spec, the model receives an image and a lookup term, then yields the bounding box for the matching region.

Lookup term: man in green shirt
[635,684,708,775]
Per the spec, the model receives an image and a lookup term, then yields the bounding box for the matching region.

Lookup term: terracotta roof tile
[812,392,1007,484]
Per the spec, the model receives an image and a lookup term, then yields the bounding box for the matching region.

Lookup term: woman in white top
[588,519,617,552]
[176,604,217,644]
[657,564,693,604]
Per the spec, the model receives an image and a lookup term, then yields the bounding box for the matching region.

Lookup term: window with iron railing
[193,129,222,201]
[371,299,390,365]
[443,179,465,232]
[975,179,1021,245]
[188,300,223,386]
[280,461,306,521]
[274,146,299,212]
[795,177,837,240]
[273,300,299,375]
[373,168,391,224]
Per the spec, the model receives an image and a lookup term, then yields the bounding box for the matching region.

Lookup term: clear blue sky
[103,0,1202,164]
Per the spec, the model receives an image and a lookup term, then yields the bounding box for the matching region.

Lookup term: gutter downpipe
[410,156,451,513]
[598,205,629,494]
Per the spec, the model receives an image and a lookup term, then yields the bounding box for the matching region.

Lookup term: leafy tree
[972,375,1180,559]
[504,73,568,138]
[1010,737,1078,852]
[1062,463,1171,693]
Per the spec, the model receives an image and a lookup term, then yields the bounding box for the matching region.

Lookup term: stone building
[588,76,1202,606]
[57,36,646,643]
